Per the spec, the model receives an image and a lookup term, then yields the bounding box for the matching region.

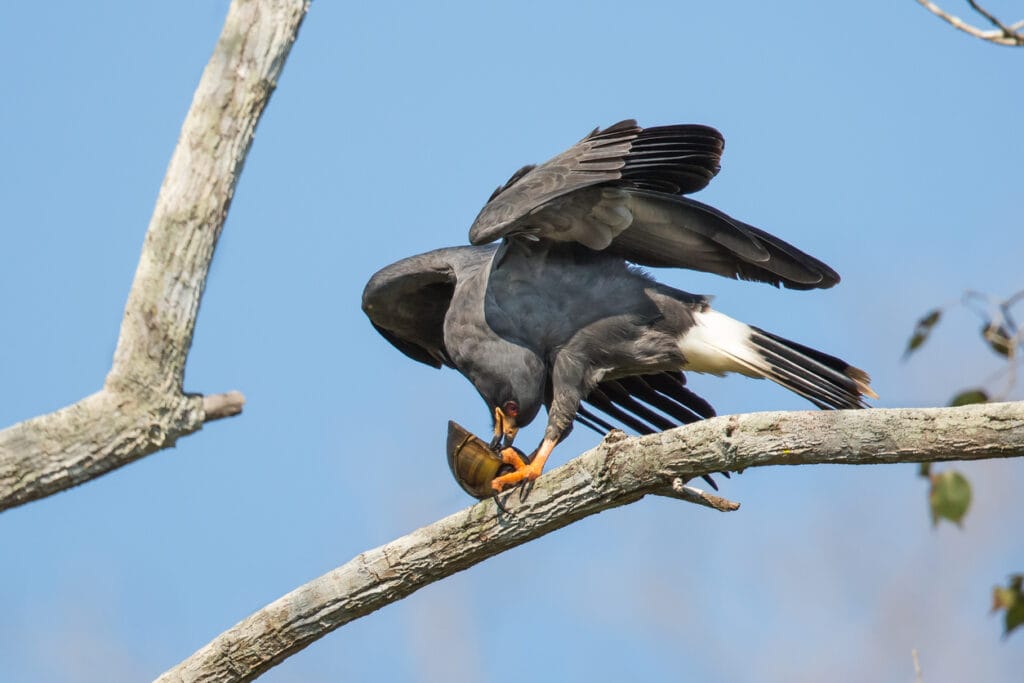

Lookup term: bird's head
[475,371,544,446]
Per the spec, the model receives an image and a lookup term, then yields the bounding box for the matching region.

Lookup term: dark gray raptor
[362,120,875,495]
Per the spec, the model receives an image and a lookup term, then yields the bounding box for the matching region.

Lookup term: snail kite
[362,120,875,495]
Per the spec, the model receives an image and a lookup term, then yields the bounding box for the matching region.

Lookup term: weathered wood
[157,402,1024,683]
[0,0,310,512]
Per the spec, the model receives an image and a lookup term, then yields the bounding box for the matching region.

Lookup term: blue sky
[1,1,1022,681]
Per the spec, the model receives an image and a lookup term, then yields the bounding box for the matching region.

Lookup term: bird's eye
[503,400,519,417]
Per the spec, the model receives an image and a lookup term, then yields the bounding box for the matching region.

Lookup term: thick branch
[105,0,309,396]
[0,0,309,512]
[158,402,1024,683]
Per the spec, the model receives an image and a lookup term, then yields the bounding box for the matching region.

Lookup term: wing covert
[362,246,492,369]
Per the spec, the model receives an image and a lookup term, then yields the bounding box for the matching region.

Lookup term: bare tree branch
[203,391,248,422]
[966,0,1022,35]
[915,0,1024,46]
[0,0,310,513]
[157,401,1024,683]
[658,477,741,511]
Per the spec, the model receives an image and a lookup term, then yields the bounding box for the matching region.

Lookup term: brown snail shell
[446,420,528,499]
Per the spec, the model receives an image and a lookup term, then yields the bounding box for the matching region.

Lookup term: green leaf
[950,389,989,407]
[929,470,972,527]
[1005,601,1024,638]
[981,322,1016,358]
[992,575,1024,638]
[918,462,932,479]
[904,309,942,359]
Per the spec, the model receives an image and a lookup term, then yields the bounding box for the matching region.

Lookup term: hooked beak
[493,405,519,445]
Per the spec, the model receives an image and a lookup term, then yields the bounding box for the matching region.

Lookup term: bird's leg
[489,405,519,451]
[491,437,557,492]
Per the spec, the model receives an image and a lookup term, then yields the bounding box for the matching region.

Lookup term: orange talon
[491,437,557,492]
[491,461,541,491]
[500,447,527,470]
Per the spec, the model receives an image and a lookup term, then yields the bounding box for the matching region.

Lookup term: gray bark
[156,401,1024,683]
[0,0,309,512]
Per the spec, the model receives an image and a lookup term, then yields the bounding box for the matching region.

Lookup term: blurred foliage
[905,289,1023,638]
[982,321,1016,358]
[992,575,1024,638]
[904,309,942,358]
[927,470,972,527]
[917,463,973,527]
[904,289,1022,405]
[949,389,989,407]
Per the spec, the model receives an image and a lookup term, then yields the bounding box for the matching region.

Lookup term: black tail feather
[749,328,872,409]
[585,387,663,435]
[600,380,678,431]
[616,375,704,425]
[578,372,723,490]
[575,406,616,435]
[640,371,717,419]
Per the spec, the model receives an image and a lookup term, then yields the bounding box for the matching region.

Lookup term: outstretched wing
[470,119,722,244]
[469,120,838,290]
[362,246,494,369]
[604,190,839,289]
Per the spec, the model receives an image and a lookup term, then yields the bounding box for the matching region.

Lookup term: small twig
[962,291,997,330]
[658,477,741,512]
[995,356,1021,401]
[202,391,246,422]
[1003,288,1024,316]
[967,0,1017,35]
[915,0,1024,46]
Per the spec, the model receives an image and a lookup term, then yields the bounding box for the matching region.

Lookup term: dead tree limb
[915,0,1024,46]
[0,0,310,512]
[156,401,1024,683]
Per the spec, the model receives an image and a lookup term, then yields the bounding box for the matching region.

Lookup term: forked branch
[915,0,1024,46]
[0,0,310,512]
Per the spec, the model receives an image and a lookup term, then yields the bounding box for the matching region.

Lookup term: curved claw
[491,492,514,515]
